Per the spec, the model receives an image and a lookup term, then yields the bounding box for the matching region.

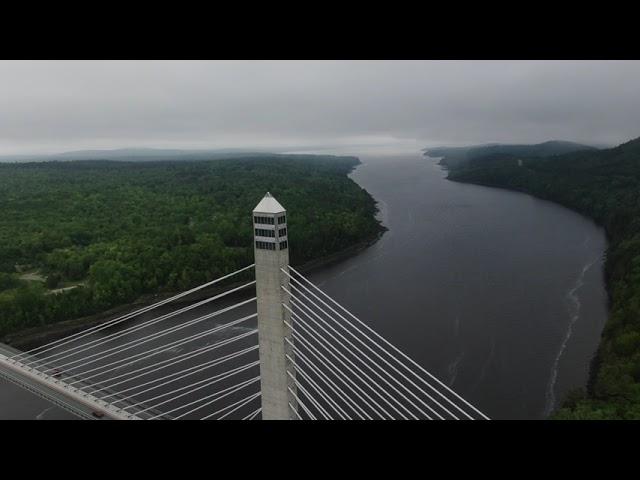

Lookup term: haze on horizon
[1,60,640,156]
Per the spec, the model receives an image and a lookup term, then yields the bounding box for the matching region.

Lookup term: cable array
[280,266,489,420]
[5,260,489,421]
[7,265,262,420]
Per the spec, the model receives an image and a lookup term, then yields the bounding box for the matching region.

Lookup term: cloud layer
[1,60,639,154]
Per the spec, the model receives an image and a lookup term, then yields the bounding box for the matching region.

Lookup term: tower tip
[253,192,285,213]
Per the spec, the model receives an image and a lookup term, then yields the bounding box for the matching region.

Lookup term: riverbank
[431,142,640,419]
[444,172,610,414]
[2,228,385,351]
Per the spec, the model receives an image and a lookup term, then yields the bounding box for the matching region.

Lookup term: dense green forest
[439,137,640,419]
[0,155,383,337]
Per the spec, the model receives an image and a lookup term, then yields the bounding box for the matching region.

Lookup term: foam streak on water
[36,406,54,420]
[447,351,464,387]
[543,255,599,417]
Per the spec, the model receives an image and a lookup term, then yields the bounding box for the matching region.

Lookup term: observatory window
[255,240,275,250]
[276,215,286,225]
[278,227,287,237]
[255,228,275,237]
[254,216,274,225]
[279,240,288,250]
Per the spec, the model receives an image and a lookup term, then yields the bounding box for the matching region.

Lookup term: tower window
[255,228,275,237]
[279,240,288,250]
[254,216,274,225]
[276,215,286,225]
[278,227,287,237]
[255,240,276,250]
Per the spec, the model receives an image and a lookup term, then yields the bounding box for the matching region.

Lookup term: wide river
[0,151,608,419]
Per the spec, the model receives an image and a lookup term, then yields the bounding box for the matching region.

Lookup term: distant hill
[446,135,640,419]
[0,148,277,163]
[424,140,599,169]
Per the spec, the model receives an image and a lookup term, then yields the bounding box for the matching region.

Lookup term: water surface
[307,152,607,419]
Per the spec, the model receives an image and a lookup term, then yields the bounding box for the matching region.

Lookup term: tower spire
[253,193,296,419]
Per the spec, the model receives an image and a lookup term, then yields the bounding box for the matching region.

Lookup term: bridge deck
[0,343,167,420]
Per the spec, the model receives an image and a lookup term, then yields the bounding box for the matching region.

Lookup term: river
[0,151,608,420]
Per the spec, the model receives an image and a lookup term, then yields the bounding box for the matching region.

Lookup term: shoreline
[426,153,607,236]
[428,152,611,417]
[2,228,386,351]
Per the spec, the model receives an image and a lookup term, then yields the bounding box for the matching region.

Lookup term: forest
[425,140,597,169]
[0,154,384,337]
[443,136,640,419]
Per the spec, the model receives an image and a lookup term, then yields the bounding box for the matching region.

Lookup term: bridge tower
[253,193,297,420]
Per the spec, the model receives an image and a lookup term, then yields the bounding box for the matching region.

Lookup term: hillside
[0,154,384,338]
[0,148,277,163]
[425,140,598,169]
[443,136,640,419]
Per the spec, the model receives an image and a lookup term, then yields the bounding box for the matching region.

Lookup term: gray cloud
[1,60,639,155]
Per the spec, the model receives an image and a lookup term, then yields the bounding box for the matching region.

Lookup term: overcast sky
[1,60,639,155]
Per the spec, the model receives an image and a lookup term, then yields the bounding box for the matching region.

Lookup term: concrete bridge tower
[253,193,297,419]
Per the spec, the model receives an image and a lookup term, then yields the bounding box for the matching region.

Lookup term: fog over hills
[425,140,601,169]
[0,148,278,163]
[0,140,605,165]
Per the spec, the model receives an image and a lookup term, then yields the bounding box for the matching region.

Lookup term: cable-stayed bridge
[0,193,488,420]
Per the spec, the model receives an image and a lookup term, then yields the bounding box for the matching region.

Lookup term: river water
[0,151,608,420]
